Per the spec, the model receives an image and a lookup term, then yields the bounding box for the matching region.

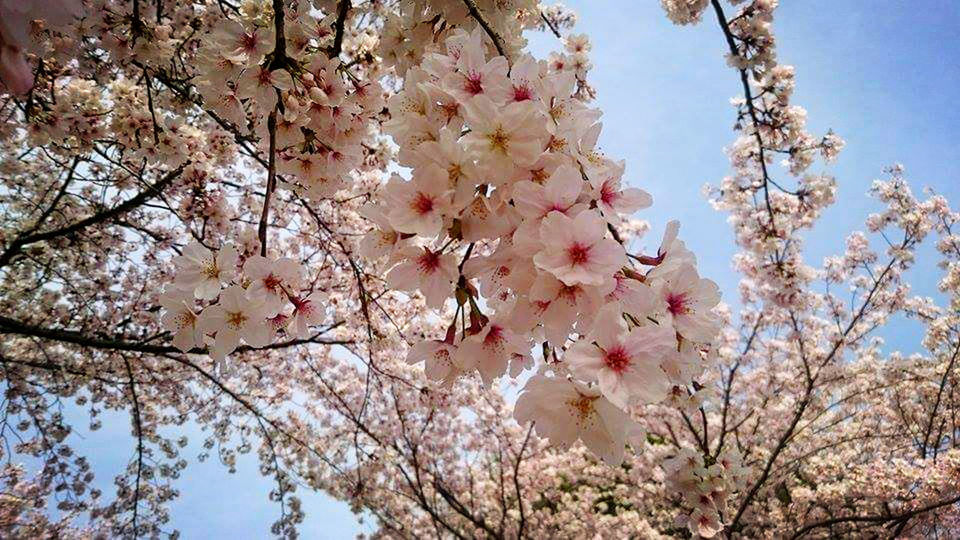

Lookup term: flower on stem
[173,241,239,300]
[455,314,531,386]
[243,255,303,317]
[566,303,675,409]
[287,291,328,339]
[159,288,202,352]
[384,167,453,238]
[514,374,636,465]
[651,263,721,343]
[533,209,626,287]
[197,285,273,360]
[386,246,458,309]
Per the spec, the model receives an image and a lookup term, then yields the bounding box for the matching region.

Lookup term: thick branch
[789,493,960,539]
[330,0,351,58]
[0,315,349,355]
[462,0,507,59]
[0,165,186,268]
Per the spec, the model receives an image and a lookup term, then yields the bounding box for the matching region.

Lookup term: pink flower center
[567,243,590,265]
[239,32,259,53]
[559,284,581,303]
[269,313,289,329]
[291,296,313,314]
[417,251,441,274]
[483,325,505,349]
[256,68,273,86]
[603,346,631,374]
[600,180,618,205]
[512,85,532,101]
[567,394,598,422]
[263,273,282,292]
[411,192,434,215]
[549,202,569,214]
[175,311,195,329]
[463,72,484,95]
[227,311,247,329]
[666,293,689,315]
[441,102,460,121]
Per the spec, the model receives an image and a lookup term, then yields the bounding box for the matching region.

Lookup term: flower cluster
[365,25,720,464]
[192,2,385,202]
[4,0,960,537]
[662,448,748,537]
[161,241,326,360]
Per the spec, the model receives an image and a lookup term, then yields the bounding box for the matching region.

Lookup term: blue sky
[58,2,960,537]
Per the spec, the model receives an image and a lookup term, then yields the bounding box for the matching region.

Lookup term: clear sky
[61,2,960,537]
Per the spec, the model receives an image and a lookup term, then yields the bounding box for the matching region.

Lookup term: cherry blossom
[565,304,675,409]
[243,255,303,317]
[173,241,239,300]
[514,374,636,466]
[406,339,465,388]
[650,263,721,343]
[455,316,531,386]
[533,210,626,287]
[1,0,956,537]
[197,286,273,360]
[386,246,458,309]
[382,168,453,238]
[287,291,328,339]
[461,96,548,175]
[159,288,202,352]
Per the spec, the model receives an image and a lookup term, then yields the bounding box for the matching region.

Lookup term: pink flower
[173,242,239,300]
[243,255,303,317]
[463,244,537,302]
[406,340,465,388]
[507,55,543,104]
[359,204,407,261]
[566,303,675,409]
[651,263,721,343]
[590,164,652,222]
[462,96,547,176]
[236,66,291,114]
[533,210,626,287]
[512,163,585,220]
[455,319,530,386]
[197,286,274,360]
[386,246,458,309]
[211,20,272,61]
[441,27,511,104]
[522,272,604,347]
[288,291,328,339]
[605,272,657,318]
[159,288,201,353]
[514,374,636,465]
[384,167,452,238]
[688,507,722,538]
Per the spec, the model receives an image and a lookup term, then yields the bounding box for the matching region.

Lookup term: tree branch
[0,164,186,268]
[462,0,507,59]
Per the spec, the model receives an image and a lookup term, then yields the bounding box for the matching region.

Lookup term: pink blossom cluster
[162,241,326,360]
[364,24,720,464]
[189,5,386,202]
[1,0,960,537]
